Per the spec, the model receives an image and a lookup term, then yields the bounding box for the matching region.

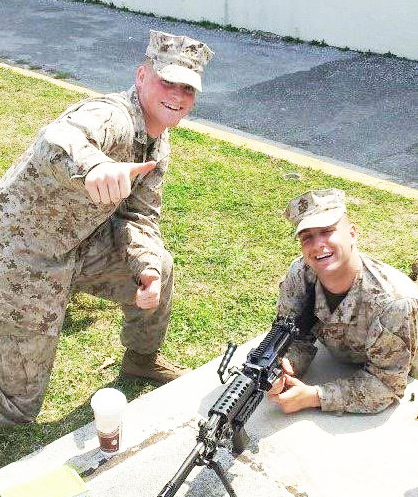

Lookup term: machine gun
[157,316,299,497]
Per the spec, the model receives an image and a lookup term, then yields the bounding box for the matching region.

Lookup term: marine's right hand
[135,268,161,309]
[85,160,157,204]
[267,357,295,395]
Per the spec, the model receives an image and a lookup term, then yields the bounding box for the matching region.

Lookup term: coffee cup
[91,388,127,458]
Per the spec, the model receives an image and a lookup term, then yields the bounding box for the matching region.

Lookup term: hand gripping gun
[157,316,299,497]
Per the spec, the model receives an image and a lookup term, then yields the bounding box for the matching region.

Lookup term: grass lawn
[0,66,417,467]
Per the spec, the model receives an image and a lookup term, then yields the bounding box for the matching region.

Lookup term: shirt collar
[127,85,148,144]
[314,265,363,324]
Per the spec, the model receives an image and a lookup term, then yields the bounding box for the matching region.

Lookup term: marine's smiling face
[135,65,195,135]
[298,216,358,278]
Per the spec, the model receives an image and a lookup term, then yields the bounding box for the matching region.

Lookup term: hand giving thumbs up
[85,160,157,204]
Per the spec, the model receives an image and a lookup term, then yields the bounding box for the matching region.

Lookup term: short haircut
[142,56,153,67]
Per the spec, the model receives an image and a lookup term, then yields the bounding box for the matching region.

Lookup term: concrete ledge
[1,339,417,497]
[1,62,416,201]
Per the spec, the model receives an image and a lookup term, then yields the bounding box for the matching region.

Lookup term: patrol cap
[145,30,214,92]
[285,188,347,236]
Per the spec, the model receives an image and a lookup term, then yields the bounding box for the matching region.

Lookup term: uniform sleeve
[319,298,418,414]
[36,97,167,278]
[35,101,130,180]
[277,259,318,377]
[112,155,169,279]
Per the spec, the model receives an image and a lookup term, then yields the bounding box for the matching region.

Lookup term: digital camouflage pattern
[146,29,214,75]
[0,86,173,425]
[146,30,214,92]
[285,188,347,236]
[277,253,418,414]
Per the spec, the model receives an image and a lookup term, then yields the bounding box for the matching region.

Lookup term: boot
[121,349,191,383]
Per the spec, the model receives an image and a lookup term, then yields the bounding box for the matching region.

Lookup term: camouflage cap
[145,30,214,92]
[285,189,347,236]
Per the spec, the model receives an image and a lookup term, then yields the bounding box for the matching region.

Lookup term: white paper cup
[91,388,127,458]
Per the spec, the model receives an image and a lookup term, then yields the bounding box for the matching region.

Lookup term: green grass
[0,66,417,467]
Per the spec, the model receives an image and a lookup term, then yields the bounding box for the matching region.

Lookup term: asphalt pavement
[0,0,417,188]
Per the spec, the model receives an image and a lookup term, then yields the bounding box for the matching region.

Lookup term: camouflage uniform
[278,253,418,414]
[0,86,173,425]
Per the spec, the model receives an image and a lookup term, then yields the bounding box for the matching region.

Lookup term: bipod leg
[206,459,237,497]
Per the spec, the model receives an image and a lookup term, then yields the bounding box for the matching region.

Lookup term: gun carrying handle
[217,342,237,383]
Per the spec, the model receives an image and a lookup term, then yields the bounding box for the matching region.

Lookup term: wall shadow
[405,489,418,497]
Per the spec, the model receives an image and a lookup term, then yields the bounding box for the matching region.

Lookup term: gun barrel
[157,441,205,497]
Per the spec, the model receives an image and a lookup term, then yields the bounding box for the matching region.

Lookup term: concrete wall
[107,0,418,60]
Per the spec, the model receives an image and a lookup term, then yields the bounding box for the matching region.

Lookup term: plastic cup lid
[90,388,127,415]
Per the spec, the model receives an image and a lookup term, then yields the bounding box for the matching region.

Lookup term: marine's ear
[135,65,147,92]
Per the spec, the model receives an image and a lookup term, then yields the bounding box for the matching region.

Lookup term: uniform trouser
[0,223,174,426]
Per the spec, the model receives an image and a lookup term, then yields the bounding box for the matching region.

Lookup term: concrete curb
[0,63,100,97]
[1,62,417,201]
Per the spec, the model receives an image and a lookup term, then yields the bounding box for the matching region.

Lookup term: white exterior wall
[107,0,418,60]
